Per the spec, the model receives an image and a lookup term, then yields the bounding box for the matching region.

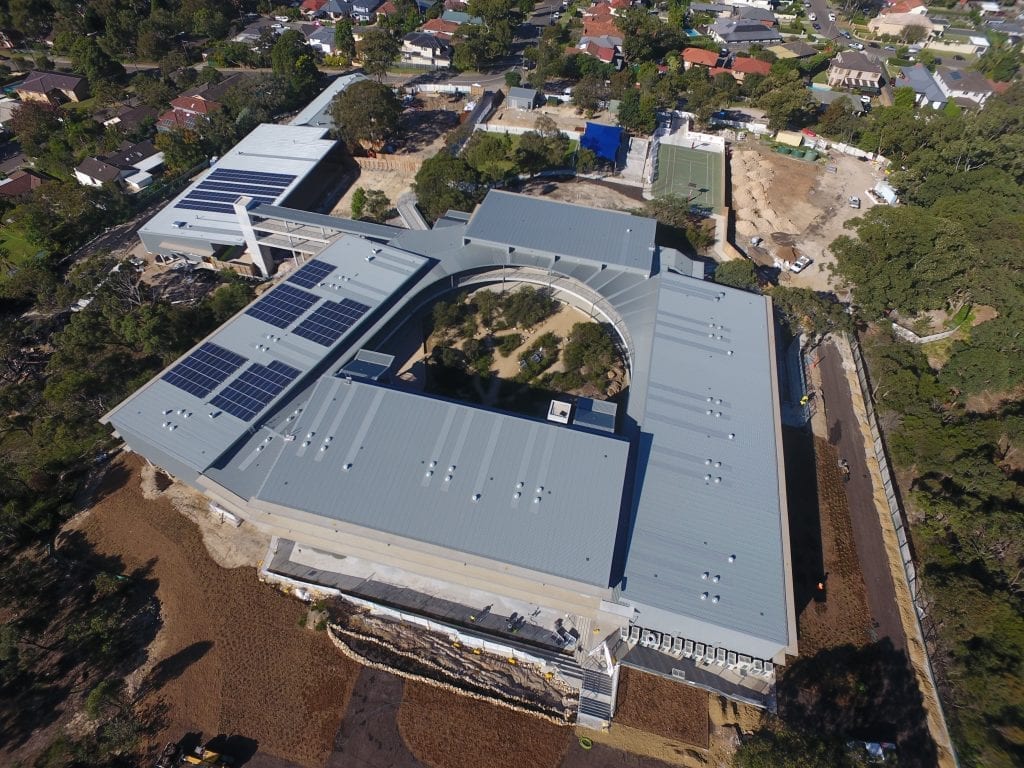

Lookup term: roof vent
[712,574,720,583]
[343,463,352,471]
[514,491,521,499]
[533,496,541,504]
[712,595,720,604]
[444,474,452,482]
[700,592,708,600]
[728,554,736,563]
[472,493,481,502]
[425,470,433,477]
[701,571,709,580]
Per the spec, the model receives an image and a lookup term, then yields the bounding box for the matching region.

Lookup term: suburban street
[817,341,906,650]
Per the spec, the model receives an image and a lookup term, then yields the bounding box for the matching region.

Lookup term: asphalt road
[817,340,906,651]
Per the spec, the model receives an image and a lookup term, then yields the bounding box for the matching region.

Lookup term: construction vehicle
[155,739,234,768]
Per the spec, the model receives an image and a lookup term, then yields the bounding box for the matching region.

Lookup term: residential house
[440,9,483,25]
[301,0,329,17]
[507,87,541,110]
[73,140,164,192]
[14,71,89,105]
[157,75,247,132]
[811,89,867,114]
[709,19,782,44]
[767,40,817,59]
[444,0,468,9]
[729,56,771,80]
[896,64,947,108]
[867,12,945,39]
[582,17,622,40]
[0,169,47,200]
[306,25,340,54]
[574,36,623,67]
[0,98,19,133]
[735,6,777,26]
[421,17,461,37]
[233,17,278,46]
[96,104,158,134]
[322,0,354,18]
[934,66,994,106]
[681,47,721,70]
[401,31,452,68]
[352,0,384,21]
[827,50,885,91]
[724,0,773,11]
[986,19,1024,43]
[376,0,400,18]
[689,3,731,16]
[880,0,927,15]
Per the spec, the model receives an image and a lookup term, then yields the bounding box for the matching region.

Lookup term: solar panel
[174,200,234,214]
[187,190,275,205]
[209,168,296,186]
[162,342,246,398]
[199,181,289,195]
[210,359,300,421]
[244,284,318,328]
[287,259,336,289]
[292,298,370,346]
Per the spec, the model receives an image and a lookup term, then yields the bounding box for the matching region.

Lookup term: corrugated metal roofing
[104,235,428,472]
[619,272,790,646]
[209,380,630,585]
[463,190,657,276]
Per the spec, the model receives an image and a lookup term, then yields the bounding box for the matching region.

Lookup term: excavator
[155,739,234,768]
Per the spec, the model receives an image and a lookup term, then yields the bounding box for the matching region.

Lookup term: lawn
[0,223,40,263]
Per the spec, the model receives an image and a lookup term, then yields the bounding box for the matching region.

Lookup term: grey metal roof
[507,86,538,101]
[463,190,657,276]
[138,124,337,251]
[898,65,946,104]
[104,235,428,472]
[252,204,398,241]
[209,379,630,586]
[619,273,790,648]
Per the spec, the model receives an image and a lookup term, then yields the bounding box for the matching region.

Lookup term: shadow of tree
[778,640,937,767]
[142,640,214,697]
[0,531,160,752]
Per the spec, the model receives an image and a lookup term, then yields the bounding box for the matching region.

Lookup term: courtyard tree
[413,152,484,222]
[330,79,402,151]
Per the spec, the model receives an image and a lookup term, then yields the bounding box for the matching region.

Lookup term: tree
[644,195,716,253]
[572,75,604,115]
[817,96,860,142]
[617,89,657,134]
[576,147,597,173]
[756,68,816,130]
[351,187,367,218]
[463,131,515,181]
[713,259,758,292]
[71,37,126,85]
[769,286,853,341]
[893,85,917,111]
[330,79,401,150]
[735,723,870,768]
[902,24,925,44]
[363,189,391,221]
[9,102,61,157]
[504,71,522,88]
[413,152,484,222]
[271,30,320,99]
[334,18,357,61]
[359,29,401,81]
[155,128,209,174]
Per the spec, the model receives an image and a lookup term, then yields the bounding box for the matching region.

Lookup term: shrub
[498,333,523,357]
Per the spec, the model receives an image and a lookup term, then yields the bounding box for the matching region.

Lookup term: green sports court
[650,144,726,213]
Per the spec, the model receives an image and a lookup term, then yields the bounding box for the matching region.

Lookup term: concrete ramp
[396,192,429,230]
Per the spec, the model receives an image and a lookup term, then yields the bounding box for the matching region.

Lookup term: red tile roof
[882,0,925,13]
[581,41,617,62]
[709,66,731,77]
[0,169,46,198]
[169,96,221,114]
[301,0,327,10]
[682,47,720,67]
[730,56,771,75]
[377,0,398,14]
[583,2,614,18]
[421,17,460,35]
[583,18,620,37]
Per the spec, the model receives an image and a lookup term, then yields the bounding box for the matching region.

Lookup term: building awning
[581,122,623,162]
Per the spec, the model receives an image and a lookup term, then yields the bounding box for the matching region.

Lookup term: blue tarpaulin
[581,123,622,162]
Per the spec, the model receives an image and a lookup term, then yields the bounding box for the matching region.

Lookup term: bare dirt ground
[613,668,710,749]
[729,141,881,292]
[70,454,361,768]
[520,177,645,211]
[332,95,465,218]
[488,101,615,134]
[398,680,572,768]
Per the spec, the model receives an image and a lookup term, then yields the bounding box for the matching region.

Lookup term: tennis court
[651,144,725,213]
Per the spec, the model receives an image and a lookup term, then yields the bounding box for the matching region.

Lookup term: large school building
[111,179,796,723]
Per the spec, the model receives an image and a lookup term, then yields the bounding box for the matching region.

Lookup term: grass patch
[812,70,829,84]
[0,224,41,263]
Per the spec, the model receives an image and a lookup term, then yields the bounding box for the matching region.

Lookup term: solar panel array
[292,298,371,346]
[287,259,336,289]
[244,284,318,328]
[174,168,297,215]
[211,360,301,421]
[162,342,246,398]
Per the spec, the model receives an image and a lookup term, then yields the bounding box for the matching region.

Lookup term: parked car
[790,255,812,273]
[840,30,851,38]
[849,41,864,50]
[808,12,816,20]
[849,196,861,209]
[813,22,822,29]
[828,12,836,20]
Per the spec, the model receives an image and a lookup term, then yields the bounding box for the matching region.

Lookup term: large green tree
[358,29,401,81]
[329,79,402,150]
[271,30,320,99]
[413,152,484,222]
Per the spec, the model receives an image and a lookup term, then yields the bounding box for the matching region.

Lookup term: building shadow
[782,427,825,614]
[778,639,937,767]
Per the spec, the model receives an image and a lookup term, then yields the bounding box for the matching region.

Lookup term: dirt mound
[613,668,710,749]
[73,455,361,768]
